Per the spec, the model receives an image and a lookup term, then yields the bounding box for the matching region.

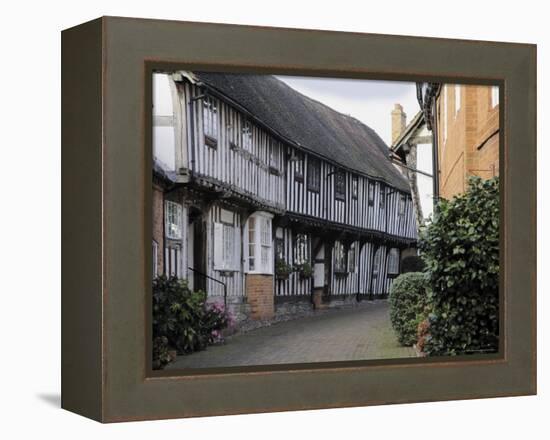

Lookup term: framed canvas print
[61,16,536,422]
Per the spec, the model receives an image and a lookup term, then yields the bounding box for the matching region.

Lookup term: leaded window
[294,233,310,265]
[242,120,252,151]
[293,151,304,182]
[165,201,183,240]
[335,170,346,201]
[398,194,406,216]
[372,247,382,278]
[388,248,400,275]
[334,241,347,273]
[307,158,321,192]
[203,97,218,146]
[368,181,375,206]
[379,186,386,209]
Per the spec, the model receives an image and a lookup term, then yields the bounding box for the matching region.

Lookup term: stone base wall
[246,274,274,320]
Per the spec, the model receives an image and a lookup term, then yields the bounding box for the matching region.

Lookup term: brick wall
[152,184,164,276]
[246,274,274,320]
[437,85,499,200]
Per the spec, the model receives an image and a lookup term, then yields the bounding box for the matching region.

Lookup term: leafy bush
[389,272,430,346]
[152,336,174,370]
[401,255,426,273]
[152,276,231,367]
[419,176,499,356]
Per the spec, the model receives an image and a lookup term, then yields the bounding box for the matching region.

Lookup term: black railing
[188,267,228,307]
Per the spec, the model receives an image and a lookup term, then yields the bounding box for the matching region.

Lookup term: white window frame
[165,201,183,240]
[213,221,239,271]
[245,211,274,275]
[164,245,182,278]
[491,86,499,108]
[388,248,400,275]
[455,85,461,117]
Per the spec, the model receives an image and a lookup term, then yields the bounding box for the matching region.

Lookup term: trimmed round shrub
[389,272,430,346]
[419,176,499,356]
[401,255,426,273]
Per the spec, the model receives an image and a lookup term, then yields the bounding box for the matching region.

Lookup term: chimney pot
[391,103,407,145]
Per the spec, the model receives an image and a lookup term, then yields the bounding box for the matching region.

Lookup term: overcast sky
[276,75,420,147]
[275,75,432,218]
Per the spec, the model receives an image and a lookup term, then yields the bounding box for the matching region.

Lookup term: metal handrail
[188,267,228,307]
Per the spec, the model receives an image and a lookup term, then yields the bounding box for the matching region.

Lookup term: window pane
[242,121,252,151]
[307,158,321,192]
[165,201,182,239]
[335,170,346,200]
[223,225,234,269]
[368,182,375,205]
[203,98,218,139]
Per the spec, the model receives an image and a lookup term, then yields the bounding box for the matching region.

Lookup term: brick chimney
[391,103,407,145]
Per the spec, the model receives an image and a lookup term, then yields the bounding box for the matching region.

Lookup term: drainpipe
[431,86,441,205]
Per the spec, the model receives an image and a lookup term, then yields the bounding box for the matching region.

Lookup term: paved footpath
[167,300,416,369]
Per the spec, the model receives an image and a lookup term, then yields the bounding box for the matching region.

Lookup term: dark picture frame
[62,16,536,422]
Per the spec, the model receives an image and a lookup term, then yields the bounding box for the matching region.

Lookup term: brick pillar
[246,274,274,320]
[312,288,326,309]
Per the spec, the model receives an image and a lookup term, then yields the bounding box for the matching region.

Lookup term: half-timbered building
[152,71,417,321]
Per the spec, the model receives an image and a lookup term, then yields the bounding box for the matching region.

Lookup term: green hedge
[389,272,430,346]
[419,176,499,356]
